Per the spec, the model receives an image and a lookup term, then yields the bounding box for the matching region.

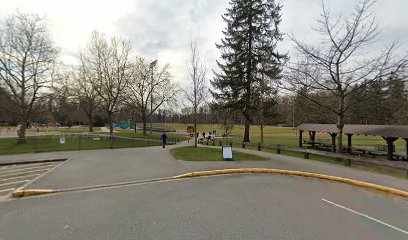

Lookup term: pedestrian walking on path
[160,132,168,148]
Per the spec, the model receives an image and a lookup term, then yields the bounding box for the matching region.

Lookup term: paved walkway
[0,141,406,192]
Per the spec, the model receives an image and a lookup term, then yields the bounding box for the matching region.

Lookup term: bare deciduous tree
[285,0,408,152]
[126,58,177,135]
[0,12,59,142]
[80,31,132,137]
[68,68,101,132]
[182,40,207,147]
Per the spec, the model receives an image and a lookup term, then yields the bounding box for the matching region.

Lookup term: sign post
[222,144,233,161]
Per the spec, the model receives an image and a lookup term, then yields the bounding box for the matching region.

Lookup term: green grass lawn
[0,135,161,155]
[170,146,269,161]
[232,145,407,179]
[153,123,295,135]
[115,129,189,141]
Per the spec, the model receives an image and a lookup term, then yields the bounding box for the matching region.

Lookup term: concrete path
[0,151,78,165]
[0,141,400,192]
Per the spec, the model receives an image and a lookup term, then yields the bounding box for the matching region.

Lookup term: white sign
[59,137,65,144]
[222,145,233,160]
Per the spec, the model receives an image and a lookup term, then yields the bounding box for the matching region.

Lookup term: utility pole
[149,60,158,134]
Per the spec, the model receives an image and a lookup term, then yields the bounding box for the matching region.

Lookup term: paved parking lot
[0,161,62,199]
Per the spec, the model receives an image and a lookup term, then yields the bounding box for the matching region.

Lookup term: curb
[0,158,67,166]
[12,189,55,198]
[173,168,408,198]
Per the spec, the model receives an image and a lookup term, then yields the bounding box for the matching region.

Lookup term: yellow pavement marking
[0,180,29,187]
[0,168,52,178]
[0,174,41,182]
[12,189,55,198]
[0,188,15,193]
[0,164,57,174]
[173,168,408,198]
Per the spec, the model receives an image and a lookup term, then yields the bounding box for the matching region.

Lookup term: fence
[0,133,179,155]
[199,138,408,178]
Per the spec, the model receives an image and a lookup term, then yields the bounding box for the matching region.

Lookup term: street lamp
[149,60,158,134]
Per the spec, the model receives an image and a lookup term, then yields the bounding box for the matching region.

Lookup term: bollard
[277,147,281,154]
[344,158,351,167]
[242,142,245,149]
[257,142,261,151]
[304,152,309,159]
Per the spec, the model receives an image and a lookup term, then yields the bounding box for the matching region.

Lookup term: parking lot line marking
[0,180,30,187]
[0,174,42,182]
[0,169,52,178]
[0,188,15,193]
[0,164,57,174]
[322,198,408,236]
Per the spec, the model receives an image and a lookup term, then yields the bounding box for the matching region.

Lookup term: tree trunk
[336,114,344,153]
[107,111,113,138]
[87,112,94,132]
[243,122,250,142]
[18,118,27,143]
[194,119,198,148]
[336,95,345,153]
[142,113,147,135]
[260,124,264,144]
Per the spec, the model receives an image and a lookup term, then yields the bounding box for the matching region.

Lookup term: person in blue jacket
[160,132,168,148]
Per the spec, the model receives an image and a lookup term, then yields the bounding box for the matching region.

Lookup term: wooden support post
[310,131,316,148]
[330,133,337,153]
[277,146,281,154]
[299,130,303,147]
[347,134,353,153]
[382,137,398,161]
[303,152,309,159]
[404,138,408,159]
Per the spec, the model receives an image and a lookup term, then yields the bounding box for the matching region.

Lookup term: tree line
[0,13,177,142]
[1,0,408,154]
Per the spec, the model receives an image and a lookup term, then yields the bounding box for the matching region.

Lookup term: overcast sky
[1,0,407,85]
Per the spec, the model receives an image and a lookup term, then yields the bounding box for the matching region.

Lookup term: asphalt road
[1,174,407,240]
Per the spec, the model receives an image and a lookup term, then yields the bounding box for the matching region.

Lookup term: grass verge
[0,135,161,155]
[170,146,270,161]
[244,146,407,179]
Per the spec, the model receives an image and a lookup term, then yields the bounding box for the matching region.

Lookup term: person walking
[160,132,168,148]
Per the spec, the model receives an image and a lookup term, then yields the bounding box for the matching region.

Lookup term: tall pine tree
[211,0,286,142]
